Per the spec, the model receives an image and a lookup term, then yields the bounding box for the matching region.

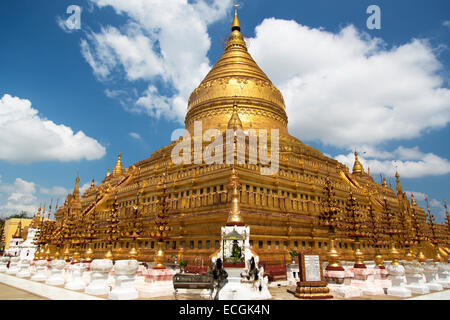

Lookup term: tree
[7,211,31,219]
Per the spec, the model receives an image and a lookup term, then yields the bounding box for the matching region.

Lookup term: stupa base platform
[436,280,450,289]
[218,268,271,300]
[426,282,444,291]
[386,286,412,297]
[0,272,103,300]
[406,283,430,294]
[136,280,174,299]
[327,283,362,298]
[350,279,388,296]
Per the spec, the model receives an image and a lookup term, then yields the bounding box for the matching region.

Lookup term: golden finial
[73,175,80,200]
[226,166,244,226]
[395,170,403,195]
[382,176,387,188]
[13,221,22,239]
[232,1,241,31]
[352,150,364,175]
[411,193,417,206]
[112,152,124,177]
[367,167,371,177]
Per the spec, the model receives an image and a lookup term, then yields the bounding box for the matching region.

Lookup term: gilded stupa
[51,8,449,265]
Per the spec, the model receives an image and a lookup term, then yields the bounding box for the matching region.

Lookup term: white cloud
[82,0,233,122]
[335,147,450,178]
[443,20,450,28]
[0,177,93,217]
[39,186,70,197]
[0,94,106,163]
[247,19,450,148]
[129,132,142,140]
[79,182,90,195]
[0,178,38,216]
[405,190,446,222]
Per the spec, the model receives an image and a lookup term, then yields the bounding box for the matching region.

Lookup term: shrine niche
[222,229,245,265]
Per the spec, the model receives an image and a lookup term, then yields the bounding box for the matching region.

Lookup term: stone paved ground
[0,283,47,300]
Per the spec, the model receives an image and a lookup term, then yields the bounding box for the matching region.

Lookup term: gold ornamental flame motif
[226,167,245,226]
[185,10,288,135]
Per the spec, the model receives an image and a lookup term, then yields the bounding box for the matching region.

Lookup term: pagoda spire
[112,152,124,177]
[232,1,241,31]
[395,171,403,195]
[226,166,244,226]
[411,193,417,206]
[352,150,364,175]
[31,207,42,228]
[382,176,388,188]
[73,174,80,200]
[13,221,22,239]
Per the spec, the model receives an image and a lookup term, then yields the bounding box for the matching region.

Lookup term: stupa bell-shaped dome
[185,11,288,135]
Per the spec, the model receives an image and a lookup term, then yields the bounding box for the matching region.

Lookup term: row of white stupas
[1,223,449,300]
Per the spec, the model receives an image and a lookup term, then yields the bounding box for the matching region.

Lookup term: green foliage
[6,211,30,219]
[289,250,299,257]
[179,260,188,268]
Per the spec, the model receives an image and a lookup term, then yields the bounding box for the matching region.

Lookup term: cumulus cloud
[335,147,450,178]
[0,94,106,163]
[0,178,38,216]
[81,0,233,122]
[247,19,450,148]
[0,175,93,217]
[79,182,91,195]
[39,186,70,196]
[443,20,450,28]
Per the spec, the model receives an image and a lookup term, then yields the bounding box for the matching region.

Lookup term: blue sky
[0,0,449,222]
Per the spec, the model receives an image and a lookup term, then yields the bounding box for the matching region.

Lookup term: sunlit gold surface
[390,243,400,266]
[104,244,113,260]
[353,241,366,268]
[84,244,93,262]
[46,6,447,267]
[185,14,288,135]
[128,242,138,260]
[153,242,166,269]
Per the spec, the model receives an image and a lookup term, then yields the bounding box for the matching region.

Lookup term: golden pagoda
[52,7,447,266]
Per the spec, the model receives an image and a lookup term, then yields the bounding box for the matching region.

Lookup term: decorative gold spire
[395,171,403,195]
[112,152,123,177]
[31,207,41,228]
[13,221,22,239]
[227,103,243,130]
[367,167,371,177]
[411,193,417,206]
[382,176,387,188]
[73,175,80,200]
[352,151,364,175]
[185,1,287,135]
[90,178,95,189]
[232,1,241,31]
[226,167,244,226]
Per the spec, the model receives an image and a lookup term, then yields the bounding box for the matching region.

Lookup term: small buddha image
[231,240,242,262]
